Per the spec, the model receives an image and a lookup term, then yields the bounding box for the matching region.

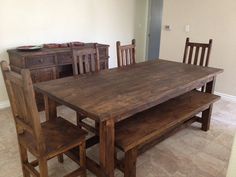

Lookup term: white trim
[215,92,236,103]
[0,100,10,109]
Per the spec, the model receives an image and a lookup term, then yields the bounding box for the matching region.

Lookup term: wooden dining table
[34,59,223,177]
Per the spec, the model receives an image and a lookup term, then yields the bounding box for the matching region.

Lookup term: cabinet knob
[39,59,44,63]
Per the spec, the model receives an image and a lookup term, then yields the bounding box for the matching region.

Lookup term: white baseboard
[215,92,236,103]
[0,100,10,109]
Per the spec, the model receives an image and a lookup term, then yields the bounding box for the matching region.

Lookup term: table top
[34,59,223,122]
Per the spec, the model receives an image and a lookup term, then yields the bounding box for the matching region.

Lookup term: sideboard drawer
[57,52,73,65]
[26,55,56,68]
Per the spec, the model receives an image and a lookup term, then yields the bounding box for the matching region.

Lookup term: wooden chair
[183,37,213,92]
[72,44,100,75]
[1,61,87,177]
[116,39,136,67]
[72,44,100,134]
[183,37,213,67]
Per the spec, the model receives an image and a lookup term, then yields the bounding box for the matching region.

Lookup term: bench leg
[76,111,83,128]
[202,77,215,131]
[202,105,213,131]
[57,154,64,163]
[124,148,138,177]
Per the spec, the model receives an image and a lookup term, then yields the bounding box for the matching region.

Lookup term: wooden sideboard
[7,43,109,111]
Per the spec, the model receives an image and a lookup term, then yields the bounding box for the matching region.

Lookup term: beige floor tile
[0,98,235,177]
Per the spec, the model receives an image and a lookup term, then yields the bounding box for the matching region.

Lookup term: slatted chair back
[72,44,100,75]
[116,39,136,67]
[1,61,45,153]
[183,37,213,67]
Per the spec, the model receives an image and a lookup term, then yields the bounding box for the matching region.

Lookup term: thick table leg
[202,77,216,131]
[44,95,57,121]
[99,119,115,177]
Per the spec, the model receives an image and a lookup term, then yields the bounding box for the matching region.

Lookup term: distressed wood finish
[72,44,100,133]
[72,44,100,75]
[115,90,220,176]
[183,37,213,67]
[116,39,136,67]
[201,77,216,131]
[1,61,87,177]
[183,37,214,121]
[34,59,223,177]
[8,43,109,111]
[115,90,220,151]
[35,60,223,122]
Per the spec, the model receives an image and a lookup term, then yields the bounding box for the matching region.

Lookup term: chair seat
[19,117,87,158]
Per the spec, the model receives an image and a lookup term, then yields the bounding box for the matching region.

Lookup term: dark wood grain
[8,43,110,111]
[72,44,101,134]
[1,61,87,177]
[34,59,223,177]
[99,119,115,177]
[183,37,212,67]
[116,39,136,67]
[115,90,220,152]
[138,116,199,155]
[201,77,216,131]
[34,59,223,122]
[72,44,100,75]
[124,148,137,177]
[114,90,220,177]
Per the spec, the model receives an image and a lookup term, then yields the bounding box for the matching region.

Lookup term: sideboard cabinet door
[31,67,57,111]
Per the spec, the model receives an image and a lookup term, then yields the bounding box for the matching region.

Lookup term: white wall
[0,0,137,102]
[160,0,236,96]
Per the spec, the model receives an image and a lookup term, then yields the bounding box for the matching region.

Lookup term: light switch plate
[185,25,190,32]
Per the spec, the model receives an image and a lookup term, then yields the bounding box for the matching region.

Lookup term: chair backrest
[72,44,100,75]
[1,61,45,153]
[116,39,136,67]
[183,37,213,67]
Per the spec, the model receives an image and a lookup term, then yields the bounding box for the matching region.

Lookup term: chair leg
[39,157,48,177]
[58,154,64,163]
[124,148,138,177]
[95,121,99,130]
[76,111,82,128]
[19,144,30,177]
[80,141,87,177]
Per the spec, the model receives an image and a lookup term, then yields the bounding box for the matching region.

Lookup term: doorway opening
[146,0,163,60]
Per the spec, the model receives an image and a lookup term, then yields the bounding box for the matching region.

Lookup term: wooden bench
[115,90,220,177]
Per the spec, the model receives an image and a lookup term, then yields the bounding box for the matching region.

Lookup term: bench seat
[114,90,220,177]
[115,90,220,152]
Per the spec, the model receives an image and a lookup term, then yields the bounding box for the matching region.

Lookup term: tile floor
[0,98,235,177]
